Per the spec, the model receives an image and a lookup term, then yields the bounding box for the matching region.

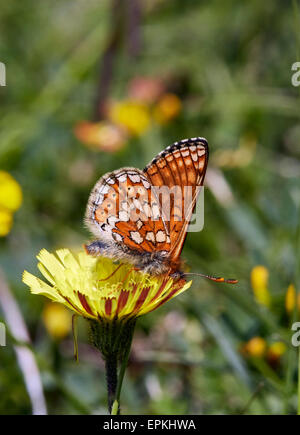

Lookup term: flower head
[108,100,151,136]
[250,265,271,307]
[0,171,22,236]
[43,302,71,340]
[22,249,192,322]
[285,283,300,314]
[242,336,267,358]
[153,93,182,124]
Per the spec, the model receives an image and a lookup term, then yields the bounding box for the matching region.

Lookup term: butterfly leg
[98,263,125,282]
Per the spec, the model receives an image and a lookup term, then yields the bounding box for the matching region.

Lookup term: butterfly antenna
[184,272,238,284]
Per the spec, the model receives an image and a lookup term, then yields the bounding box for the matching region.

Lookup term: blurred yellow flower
[242,336,266,357]
[22,249,192,321]
[74,121,126,152]
[0,208,13,236]
[109,100,151,136]
[0,171,23,212]
[268,341,287,358]
[43,302,71,340]
[153,93,182,124]
[250,265,271,307]
[266,341,287,367]
[0,171,22,236]
[285,283,300,314]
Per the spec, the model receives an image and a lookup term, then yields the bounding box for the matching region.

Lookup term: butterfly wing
[143,137,208,263]
[85,167,171,255]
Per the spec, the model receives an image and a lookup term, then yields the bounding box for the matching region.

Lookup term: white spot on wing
[100,185,110,194]
[130,231,143,244]
[156,230,166,243]
[146,231,155,243]
[119,210,129,221]
[128,173,140,183]
[107,216,119,227]
[136,219,143,229]
[117,173,127,183]
[106,178,115,184]
[142,178,151,189]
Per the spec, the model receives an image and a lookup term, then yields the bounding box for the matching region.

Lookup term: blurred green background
[0,0,300,415]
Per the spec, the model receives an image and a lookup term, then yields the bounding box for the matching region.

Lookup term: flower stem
[105,353,118,414]
[88,318,136,415]
[114,319,136,415]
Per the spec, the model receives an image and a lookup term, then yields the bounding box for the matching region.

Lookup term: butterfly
[85,137,237,283]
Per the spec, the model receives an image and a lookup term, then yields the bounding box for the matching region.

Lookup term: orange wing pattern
[144,137,208,262]
[85,168,171,254]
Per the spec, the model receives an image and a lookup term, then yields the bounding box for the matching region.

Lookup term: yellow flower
[109,100,151,136]
[285,283,300,314]
[0,208,13,236]
[250,265,271,307]
[0,171,22,236]
[22,249,192,321]
[242,336,266,358]
[43,302,71,340]
[23,248,192,414]
[267,341,287,358]
[153,93,182,124]
[0,171,23,212]
[266,341,287,367]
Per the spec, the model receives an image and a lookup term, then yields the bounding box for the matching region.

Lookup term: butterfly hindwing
[85,167,171,254]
